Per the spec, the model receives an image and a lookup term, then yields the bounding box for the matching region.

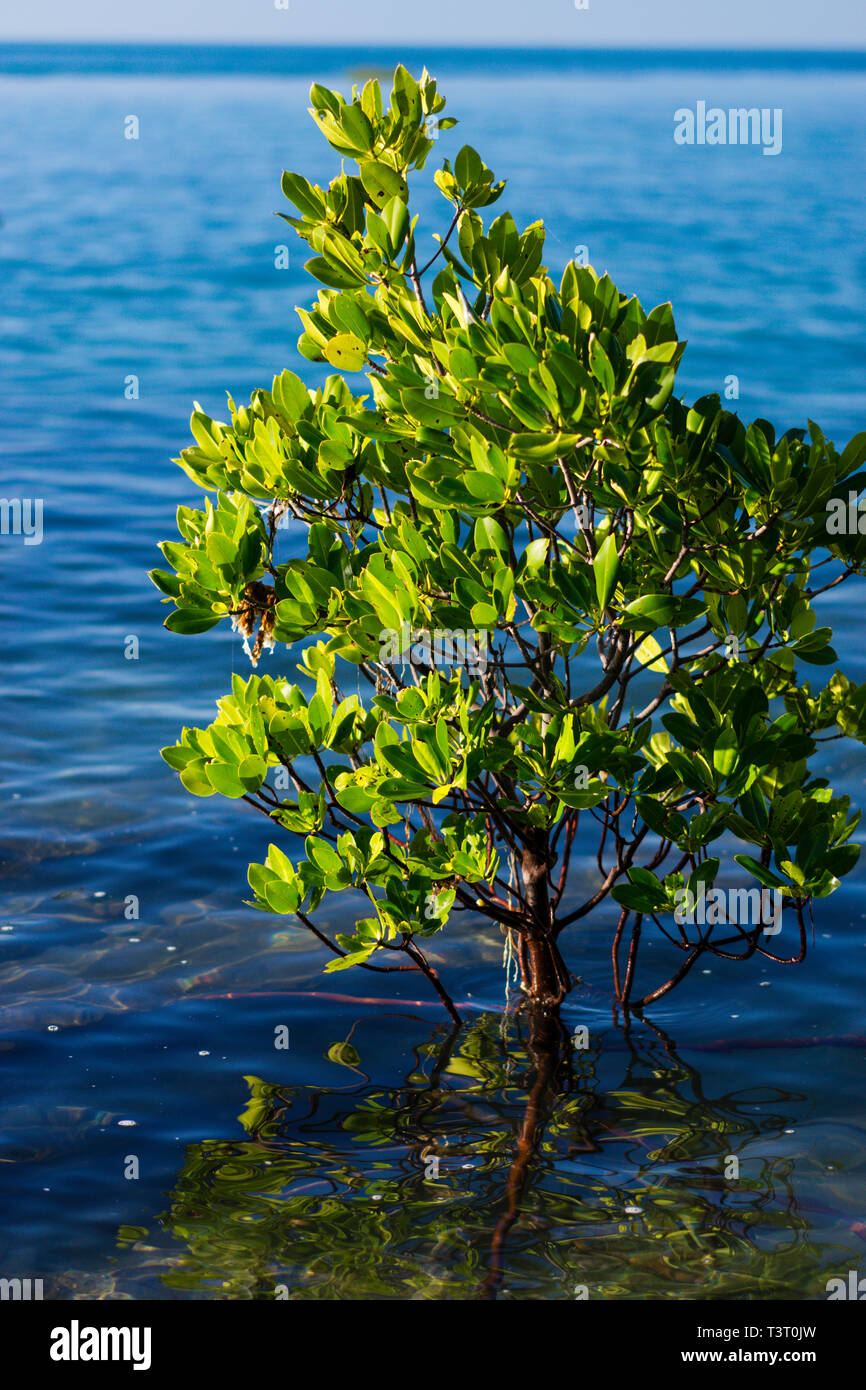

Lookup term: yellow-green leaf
[324,333,367,372]
[634,633,669,674]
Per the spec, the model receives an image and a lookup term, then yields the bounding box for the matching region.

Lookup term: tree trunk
[518,833,571,1005]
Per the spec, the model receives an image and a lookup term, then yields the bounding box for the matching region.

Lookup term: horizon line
[1,40,865,52]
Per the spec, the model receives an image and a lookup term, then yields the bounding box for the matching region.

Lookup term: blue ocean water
[1,46,865,1299]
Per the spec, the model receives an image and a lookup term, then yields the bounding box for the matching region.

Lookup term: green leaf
[324,948,375,973]
[620,594,704,633]
[205,762,247,798]
[454,144,483,187]
[149,568,182,598]
[611,883,664,913]
[687,857,720,899]
[588,334,616,396]
[326,1041,362,1068]
[324,333,367,372]
[712,728,739,777]
[272,369,309,422]
[464,470,507,504]
[474,517,509,554]
[593,533,620,611]
[336,784,377,815]
[360,160,408,207]
[238,755,268,791]
[634,633,668,673]
[522,538,549,574]
[178,764,217,797]
[339,104,375,154]
[165,608,221,635]
[733,855,788,889]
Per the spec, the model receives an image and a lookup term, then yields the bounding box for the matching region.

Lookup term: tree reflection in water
[156,1009,840,1299]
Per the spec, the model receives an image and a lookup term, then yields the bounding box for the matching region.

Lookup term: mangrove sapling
[152,65,866,1018]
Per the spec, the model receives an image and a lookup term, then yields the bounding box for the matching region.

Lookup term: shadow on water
[148,1008,847,1300]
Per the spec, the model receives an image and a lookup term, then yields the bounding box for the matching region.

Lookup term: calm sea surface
[1,45,865,1299]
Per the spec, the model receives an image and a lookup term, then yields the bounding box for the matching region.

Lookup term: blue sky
[2,0,864,47]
